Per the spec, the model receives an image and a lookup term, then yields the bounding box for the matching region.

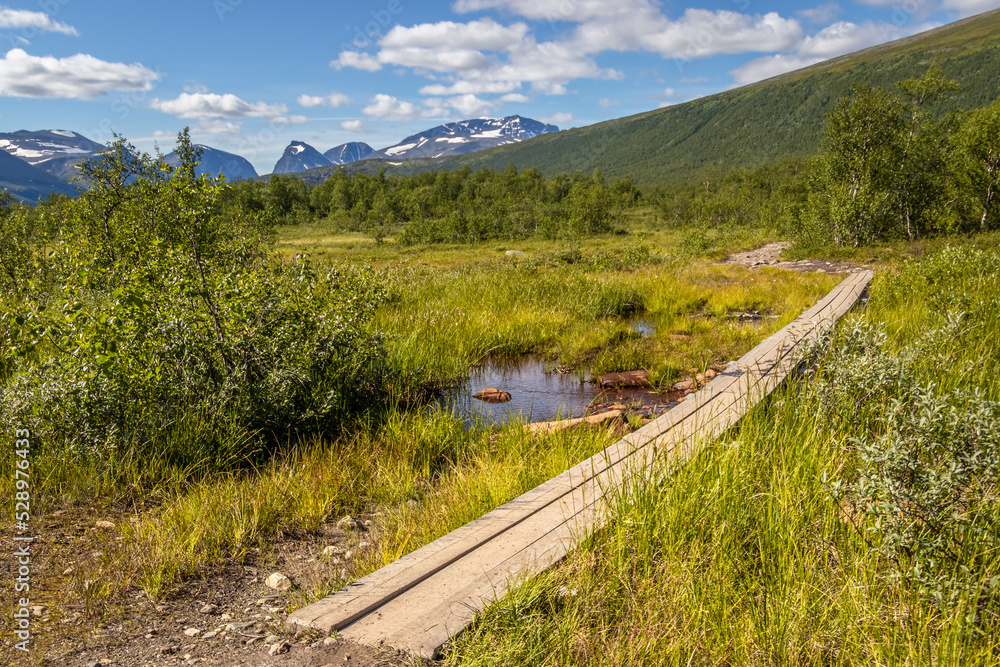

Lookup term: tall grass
[445,246,1000,666]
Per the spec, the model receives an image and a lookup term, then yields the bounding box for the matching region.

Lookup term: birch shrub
[806,247,1000,608]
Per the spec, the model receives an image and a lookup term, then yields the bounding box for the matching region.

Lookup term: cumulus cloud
[332,51,382,71]
[149,92,288,119]
[598,97,620,107]
[419,80,520,95]
[0,6,77,35]
[729,20,936,86]
[500,92,530,103]
[340,120,370,132]
[0,48,158,99]
[297,92,351,107]
[446,93,495,116]
[343,1,804,105]
[362,93,421,121]
[381,19,528,50]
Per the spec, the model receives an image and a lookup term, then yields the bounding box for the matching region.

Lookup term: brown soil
[1,505,432,667]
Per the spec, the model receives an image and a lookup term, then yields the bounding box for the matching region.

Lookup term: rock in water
[598,370,650,389]
[473,388,513,403]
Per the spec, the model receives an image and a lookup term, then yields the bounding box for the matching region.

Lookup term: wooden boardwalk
[287,270,874,658]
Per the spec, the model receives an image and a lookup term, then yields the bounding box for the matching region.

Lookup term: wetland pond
[441,355,679,427]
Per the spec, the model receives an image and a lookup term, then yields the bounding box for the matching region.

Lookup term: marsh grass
[72,408,618,603]
[443,246,1000,666]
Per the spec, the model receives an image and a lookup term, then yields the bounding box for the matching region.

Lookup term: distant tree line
[219,164,641,244]
[647,67,1000,246]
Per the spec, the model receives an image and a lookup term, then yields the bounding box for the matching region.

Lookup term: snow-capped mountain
[0,129,106,182]
[272,141,333,174]
[0,147,79,202]
[324,142,374,165]
[163,144,258,180]
[370,115,558,161]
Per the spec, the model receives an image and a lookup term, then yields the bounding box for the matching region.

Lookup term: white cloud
[942,0,1000,17]
[149,92,287,119]
[500,92,530,102]
[298,92,351,107]
[381,19,529,50]
[447,93,495,116]
[271,115,308,125]
[729,20,936,86]
[0,48,157,99]
[362,93,421,121]
[377,46,491,72]
[796,3,841,24]
[419,80,520,95]
[332,51,382,72]
[598,97,619,107]
[0,6,77,35]
[664,87,677,97]
[192,120,242,136]
[340,120,370,132]
[541,112,573,125]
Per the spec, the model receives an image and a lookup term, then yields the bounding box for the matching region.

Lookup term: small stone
[336,516,358,531]
[357,541,371,550]
[265,572,292,591]
[183,627,202,637]
[95,520,115,529]
[671,378,694,393]
[158,646,177,655]
[363,519,373,528]
[219,613,232,622]
[322,545,343,557]
[324,637,338,647]
[343,550,353,561]
[264,634,281,644]
[201,631,218,639]
[245,637,259,646]
[224,621,254,632]
[87,662,99,667]
[504,249,526,257]
[269,641,292,656]
[31,605,47,617]
[199,603,219,615]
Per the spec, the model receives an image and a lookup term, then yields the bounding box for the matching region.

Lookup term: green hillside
[330,9,1000,186]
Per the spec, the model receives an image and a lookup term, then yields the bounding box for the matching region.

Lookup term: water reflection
[441,356,677,426]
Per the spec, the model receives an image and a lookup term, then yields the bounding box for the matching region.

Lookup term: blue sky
[0,0,996,174]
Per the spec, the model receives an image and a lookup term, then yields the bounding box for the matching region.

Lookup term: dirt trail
[720,242,868,274]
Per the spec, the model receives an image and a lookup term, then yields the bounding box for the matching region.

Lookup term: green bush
[0,131,388,475]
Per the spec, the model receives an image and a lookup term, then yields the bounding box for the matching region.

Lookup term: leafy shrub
[0,132,388,473]
[803,249,1000,607]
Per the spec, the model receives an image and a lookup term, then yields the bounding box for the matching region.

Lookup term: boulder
[504,250,526,257]
[597,370,650,389]
[473,388,512,403]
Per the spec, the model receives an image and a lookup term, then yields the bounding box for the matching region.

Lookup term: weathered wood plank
[287,270,873,658]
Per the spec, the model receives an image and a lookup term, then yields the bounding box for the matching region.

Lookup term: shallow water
[442,356,676,426]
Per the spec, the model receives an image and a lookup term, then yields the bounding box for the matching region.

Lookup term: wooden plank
[287,270,873,657]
